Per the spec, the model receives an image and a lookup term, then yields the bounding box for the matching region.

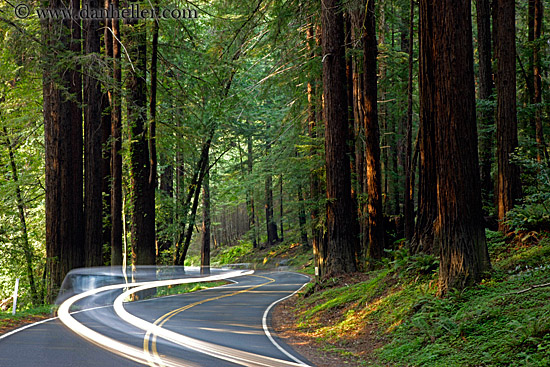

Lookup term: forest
[0,0,550,362]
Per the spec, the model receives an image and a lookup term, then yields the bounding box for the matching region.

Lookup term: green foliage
[0,6,46,307]
[153,281,227,298]
[0,304,54,325]
[383,247,439,278]
[507,143,550,232]
[211,241,253,265]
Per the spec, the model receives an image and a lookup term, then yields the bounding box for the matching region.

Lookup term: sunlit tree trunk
[430,0,491,295]
[363,0,385,261]
[3,129,39,304]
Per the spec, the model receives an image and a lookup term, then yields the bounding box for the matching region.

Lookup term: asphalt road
[0,271,312,367]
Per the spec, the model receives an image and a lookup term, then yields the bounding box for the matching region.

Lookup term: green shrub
[212,241,253,265]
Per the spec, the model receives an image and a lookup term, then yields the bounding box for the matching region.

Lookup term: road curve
[0,270,312,367]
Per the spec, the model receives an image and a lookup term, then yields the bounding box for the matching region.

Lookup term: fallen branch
[513,282,550,294]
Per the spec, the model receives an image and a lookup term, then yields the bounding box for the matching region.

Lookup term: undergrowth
[291,231,550,366]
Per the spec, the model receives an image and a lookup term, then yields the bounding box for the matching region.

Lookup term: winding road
[0,271,312,367]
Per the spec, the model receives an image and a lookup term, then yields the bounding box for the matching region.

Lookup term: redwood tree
[110,0,123,266]
[125,12,155,266]
[84,0,105,267]
[42,0,84,300]
[413,0,438,255]
[494,0,521,231]
[322,0,357,275]
[429,0,491,294]
[362,0,385,260]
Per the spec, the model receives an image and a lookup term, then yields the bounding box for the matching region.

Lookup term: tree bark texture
[265,173,279,246]
[247,132,258,248]
[201,154,211,275]
[84,0,105,267]
[125,14,156,266]
[403,0,415,242]
[363,0,385,261]
[413,0,438,255]
[322,0,357,275]
[42,0,84,301]
[110,0,123,266]
[430,0,491,295]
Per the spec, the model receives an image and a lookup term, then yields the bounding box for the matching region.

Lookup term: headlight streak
[57,269,251,367]
[143,275,276,367]
[113,274,311,367]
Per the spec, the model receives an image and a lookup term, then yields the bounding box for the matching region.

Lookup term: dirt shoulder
[0,314,51,335]
[273,295,368,367]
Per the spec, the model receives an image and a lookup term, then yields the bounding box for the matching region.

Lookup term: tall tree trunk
[476,0,495,208]
[176,133,213,265]
[3,129,39,304]
[322,0,357,275]
[307,23,325,277]
[110,0,123,266]
[430,0,491,295]
[42,0,84,301]
[264,121,279,247]
[158,165,174,259]
[279,174,284,242]
[412,0,438,255]
[494,0,522,231]
[247,132,258,248]
[265,173,279,247]
[363,0,385,261]
[84,0,105,267]
[533,0,547,163]
[201,154,211,275]
[350,9,368,257]
[101,0,112,258]
[149,2,159,258]
[403,0,415,242]
[527,0,535,105]
[125,12,155,266]
[298,185,309,247]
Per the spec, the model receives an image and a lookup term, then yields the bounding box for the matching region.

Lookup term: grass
[212,240,314,272]
[272,230,550,366]
[0,304,53,321]
[0,304,54,334]
[152,281,228,298]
